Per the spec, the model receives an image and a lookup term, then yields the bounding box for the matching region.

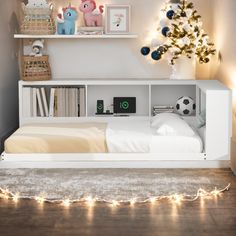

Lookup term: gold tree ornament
[141,0,216,65]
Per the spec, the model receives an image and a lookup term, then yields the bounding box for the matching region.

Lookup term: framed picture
[105,5,131,34]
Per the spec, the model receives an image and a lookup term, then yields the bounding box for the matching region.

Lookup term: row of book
[153,105,174,116]
[22,87,86,117]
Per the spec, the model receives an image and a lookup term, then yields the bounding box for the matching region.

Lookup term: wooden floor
[0,169,236,236]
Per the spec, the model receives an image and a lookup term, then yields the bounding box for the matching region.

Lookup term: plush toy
[57,4,78,35]
[30,40,44,57]
[79,0,104,27]
[26,0,50,8]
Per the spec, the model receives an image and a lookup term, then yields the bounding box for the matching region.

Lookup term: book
[32,88,37,117]
[79,87,86,117]
[22,87,32,117]
[49,88,56,117]
[36,88,44,117]
[40,87,49,117]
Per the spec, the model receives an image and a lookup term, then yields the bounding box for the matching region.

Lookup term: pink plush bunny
[79,0,104,27]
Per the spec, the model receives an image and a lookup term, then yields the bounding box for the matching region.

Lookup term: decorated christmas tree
[141,0,216,65]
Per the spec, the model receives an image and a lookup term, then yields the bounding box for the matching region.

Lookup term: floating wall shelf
[14,34,138,39]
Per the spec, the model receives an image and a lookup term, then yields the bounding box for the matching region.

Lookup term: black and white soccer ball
[176,96,196,116]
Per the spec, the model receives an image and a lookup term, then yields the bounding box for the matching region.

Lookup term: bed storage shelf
[0,79,232,168]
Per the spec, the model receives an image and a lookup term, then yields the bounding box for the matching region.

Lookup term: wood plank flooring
[0,169,235,236]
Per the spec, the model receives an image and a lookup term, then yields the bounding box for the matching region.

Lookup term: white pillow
[151,113,195,136]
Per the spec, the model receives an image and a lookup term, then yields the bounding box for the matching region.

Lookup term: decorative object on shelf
[153,105,174,116]
[113,97,136,114]
[141,0,216,78]
[21,0,56,35]
[78,26,104,35]
[79,0,104,27]
[105,5,131,34]
[97,100,104,114]
[30,40,44,57]
[57,4,78,35]
[176,96,196,116]
[21,55,51,81]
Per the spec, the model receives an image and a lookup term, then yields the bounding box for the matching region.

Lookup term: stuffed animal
[57,4,78,35]
[79,0,104,27]
[30,40,44,57]
[26,0,50,8]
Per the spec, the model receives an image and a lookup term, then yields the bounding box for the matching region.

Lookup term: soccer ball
[176,96,196,116]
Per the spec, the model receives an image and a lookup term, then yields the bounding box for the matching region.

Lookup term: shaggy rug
[0,169,231,202]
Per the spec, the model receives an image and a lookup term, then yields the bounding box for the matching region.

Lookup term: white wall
[37,0,213,80]
[0,0,19,152]
[211,0,236,174]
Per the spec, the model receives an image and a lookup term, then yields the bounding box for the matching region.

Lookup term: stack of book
[153,105,174,116]
[22,87,86,118]
[78,27,104,35]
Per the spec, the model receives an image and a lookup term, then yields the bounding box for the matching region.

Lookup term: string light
[130,198,136,206]
[111,200,120,207]
[62,199,71,208]
[85,196,96,207]
[35,196,45,204]
[0,184,231,207]
[149,197,157,204]
[12,193,19,203]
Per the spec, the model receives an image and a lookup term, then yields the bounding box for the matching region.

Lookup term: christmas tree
[141,0,216,65]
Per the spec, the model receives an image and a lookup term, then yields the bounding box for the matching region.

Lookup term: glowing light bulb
[130,198,136,206]
[85,196,95,207]
[13,193,19,203]
[62,199,71,207]
[149,197,156,204]
[35,196,45,204]
[111,200,119,207]
[172,194,183,204]
[211,188,220,197]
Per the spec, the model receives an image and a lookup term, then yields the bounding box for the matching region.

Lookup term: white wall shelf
[14,34,138,39]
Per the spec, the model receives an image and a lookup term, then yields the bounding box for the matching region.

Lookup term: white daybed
[0,79,232,168]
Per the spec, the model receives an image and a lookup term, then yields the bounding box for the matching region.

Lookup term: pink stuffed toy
[79,0,104,27]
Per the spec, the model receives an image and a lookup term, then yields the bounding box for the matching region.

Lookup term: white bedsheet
[106,120,151,153]
[106,120,203,153]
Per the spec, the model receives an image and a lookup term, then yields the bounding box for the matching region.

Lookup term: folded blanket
[5,123,108,154]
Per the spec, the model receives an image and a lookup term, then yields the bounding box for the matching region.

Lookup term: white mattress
[149,128,203,153]
[106,120,203,153]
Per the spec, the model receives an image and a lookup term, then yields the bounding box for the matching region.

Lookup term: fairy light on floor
[0,184,231,208]
[85,196,96,207]
[62,199,71,208]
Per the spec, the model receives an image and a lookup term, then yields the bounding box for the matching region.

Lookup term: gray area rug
[0,169,230,201]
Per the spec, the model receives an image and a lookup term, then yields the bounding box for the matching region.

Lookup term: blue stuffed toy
[57,4,78,35]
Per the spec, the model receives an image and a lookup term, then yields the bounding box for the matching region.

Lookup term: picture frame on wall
[105,5,131,34]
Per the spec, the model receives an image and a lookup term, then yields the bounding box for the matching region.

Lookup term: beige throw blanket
[5,123,108,154]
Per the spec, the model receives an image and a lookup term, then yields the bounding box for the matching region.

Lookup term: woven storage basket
[22,56,52,81]
[20,4,56,35]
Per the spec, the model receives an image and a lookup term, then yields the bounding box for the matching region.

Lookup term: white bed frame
[0,79,232,168]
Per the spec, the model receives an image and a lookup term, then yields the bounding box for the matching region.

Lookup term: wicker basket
[20,4,56,35]
[22,56,52,81]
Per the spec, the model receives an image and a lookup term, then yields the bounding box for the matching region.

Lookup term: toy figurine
[30,40,44,57]
[79,0,104,27]
[57,4,78,35]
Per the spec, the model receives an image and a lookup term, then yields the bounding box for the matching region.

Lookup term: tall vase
[170,56,196,80]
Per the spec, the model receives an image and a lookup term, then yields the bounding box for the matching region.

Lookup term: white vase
[170,56,196,80]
